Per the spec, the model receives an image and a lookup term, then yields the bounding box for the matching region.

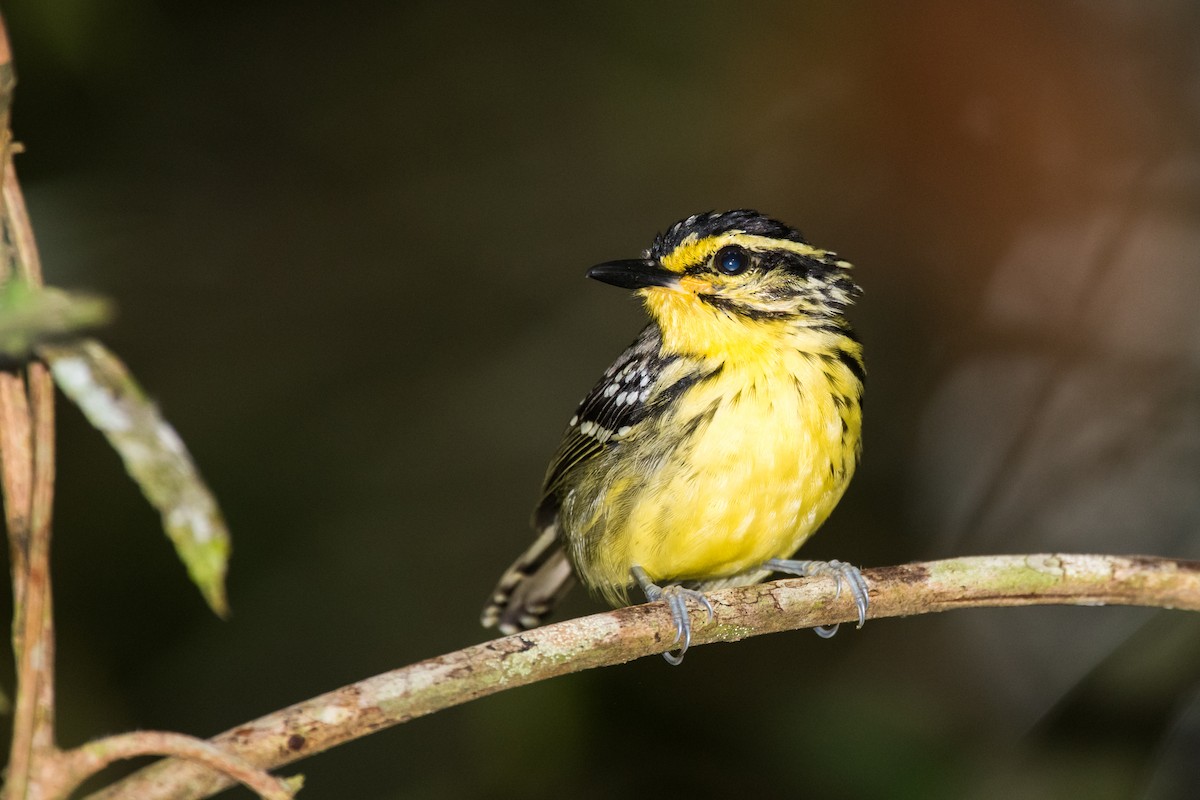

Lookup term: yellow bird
[481,210,866,663]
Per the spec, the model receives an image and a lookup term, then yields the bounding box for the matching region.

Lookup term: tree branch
[87,553,1200,800]
[47,732,300,800]
[0,16,61,798]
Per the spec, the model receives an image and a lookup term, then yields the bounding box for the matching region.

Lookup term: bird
[481,210,867,663]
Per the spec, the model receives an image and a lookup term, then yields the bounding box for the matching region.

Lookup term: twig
[0,14,60,798]
[44,732,300,800]
[87,553,1200,800]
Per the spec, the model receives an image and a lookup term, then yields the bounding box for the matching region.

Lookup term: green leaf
[0,280,112,359]
[42,339,231,617]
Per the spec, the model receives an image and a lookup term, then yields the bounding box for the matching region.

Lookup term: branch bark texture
[0,19,61,798]
[88,553,1200,800]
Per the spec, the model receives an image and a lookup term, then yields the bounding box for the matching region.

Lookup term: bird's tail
[480,523,576,634]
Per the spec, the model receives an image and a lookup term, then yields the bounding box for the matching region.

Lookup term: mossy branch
[87,553,1200,800]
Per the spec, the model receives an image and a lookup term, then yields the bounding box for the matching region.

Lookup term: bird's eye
[714,245,750,275]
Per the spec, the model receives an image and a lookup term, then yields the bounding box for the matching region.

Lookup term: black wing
[540,324,668,500]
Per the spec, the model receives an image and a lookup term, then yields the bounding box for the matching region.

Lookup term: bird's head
[588,210,859,357]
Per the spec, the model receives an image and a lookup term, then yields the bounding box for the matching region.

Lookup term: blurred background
[1,1,1198,798]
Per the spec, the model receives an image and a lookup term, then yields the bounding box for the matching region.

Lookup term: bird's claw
[764,558,869,636]
[632,566,714,665]
[661,585,714,644]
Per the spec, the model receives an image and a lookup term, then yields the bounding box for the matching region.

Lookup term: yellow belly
[571,352,859,599]
[628,364,851,581]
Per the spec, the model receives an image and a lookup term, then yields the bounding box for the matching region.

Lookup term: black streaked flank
[806,322,861,341]
[677,398,721,441]
[650,361,725,415]
[837,347,866,384]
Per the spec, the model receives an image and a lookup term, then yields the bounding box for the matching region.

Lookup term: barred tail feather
[481,524,576,634]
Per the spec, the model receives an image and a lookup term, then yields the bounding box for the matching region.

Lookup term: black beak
[586,258,678,290]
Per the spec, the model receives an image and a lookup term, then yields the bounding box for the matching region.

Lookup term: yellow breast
[562,287,863,603]
[620,349,857,583]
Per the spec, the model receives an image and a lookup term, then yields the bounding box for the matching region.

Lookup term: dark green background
[3,2,1199,798]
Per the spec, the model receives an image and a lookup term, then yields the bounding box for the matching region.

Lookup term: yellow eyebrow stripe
[659,232,832,274]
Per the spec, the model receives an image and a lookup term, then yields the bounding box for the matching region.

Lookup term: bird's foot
[632,565,714,665]
[763,558,868,637]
